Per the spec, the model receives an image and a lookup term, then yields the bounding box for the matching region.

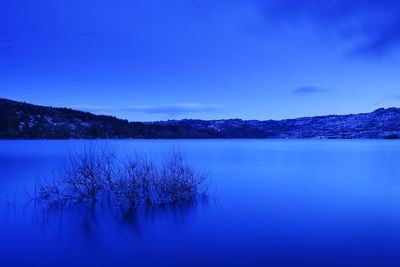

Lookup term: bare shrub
[35,146,209,210]
[113,152,157,208]
[158,150,208,204]
[36,179,66,207]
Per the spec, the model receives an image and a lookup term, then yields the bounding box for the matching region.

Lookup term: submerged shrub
[35,146,209,209]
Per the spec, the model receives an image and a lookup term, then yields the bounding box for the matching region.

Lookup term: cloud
[73,103,222,115]
[389,93,400,100]
[0,44,13,51]
[0,32,13,51]
[257,0,400,57]
[292,86,330,95]
[76,31,96,38]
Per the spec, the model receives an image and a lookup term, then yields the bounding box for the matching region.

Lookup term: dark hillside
[1,98,400,139]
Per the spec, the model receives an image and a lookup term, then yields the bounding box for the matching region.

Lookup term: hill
[1,98,400,139]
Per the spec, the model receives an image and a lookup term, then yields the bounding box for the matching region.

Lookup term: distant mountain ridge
[1,98,400,139]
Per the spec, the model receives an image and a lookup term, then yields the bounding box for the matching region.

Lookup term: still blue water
[1,139,400,266]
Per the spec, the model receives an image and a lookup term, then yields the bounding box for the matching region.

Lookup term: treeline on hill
[0,98,219,139]
[3,98,400,139]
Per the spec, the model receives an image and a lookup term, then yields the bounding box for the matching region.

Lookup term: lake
[1,139,400,266]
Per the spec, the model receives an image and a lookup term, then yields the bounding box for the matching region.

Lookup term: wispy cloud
[292,86,330,95]
[259,0,400,58]
[0,32,13,51]
[388,93,400,100]
[72,103,222,115]
[0,44,13,51]
[75,31,96,38]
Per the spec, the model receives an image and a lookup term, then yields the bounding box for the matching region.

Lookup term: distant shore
[1,98,400,139]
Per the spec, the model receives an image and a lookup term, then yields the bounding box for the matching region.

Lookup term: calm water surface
[1,139,400,266]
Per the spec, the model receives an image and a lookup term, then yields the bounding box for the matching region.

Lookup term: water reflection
[2,197,213,240]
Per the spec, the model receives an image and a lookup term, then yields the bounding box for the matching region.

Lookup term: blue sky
[1,0,400,121]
